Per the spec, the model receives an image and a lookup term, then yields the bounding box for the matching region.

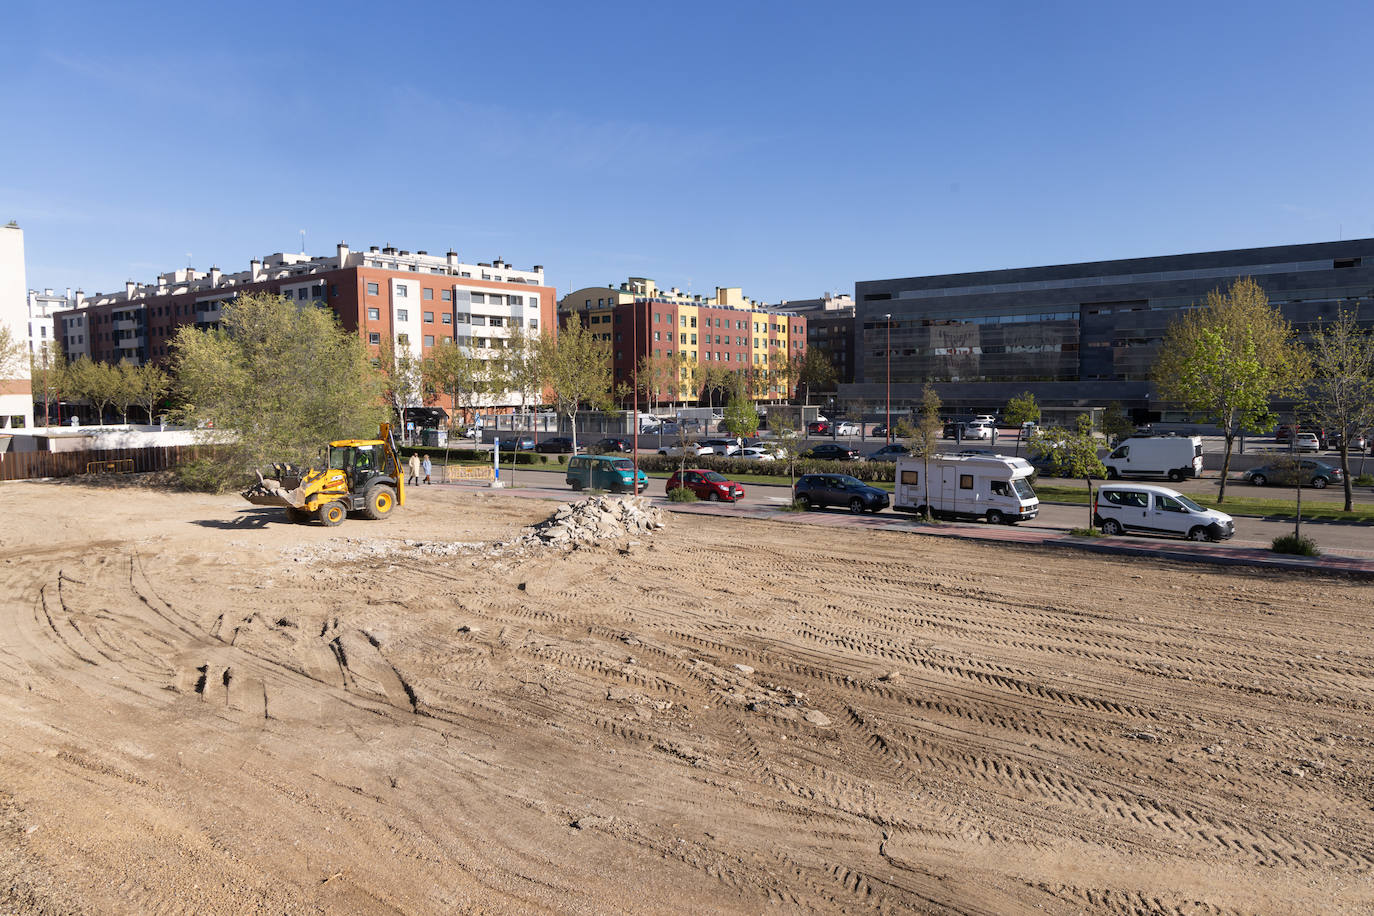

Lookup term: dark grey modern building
[773,293,856,390]
[843,238,1374,416]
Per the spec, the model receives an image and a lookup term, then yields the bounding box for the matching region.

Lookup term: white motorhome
[893,454,1039,524]
[1102,435,1204,482]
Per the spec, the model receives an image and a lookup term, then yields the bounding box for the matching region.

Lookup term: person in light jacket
[422,455,432,485]
[407,453,421,486]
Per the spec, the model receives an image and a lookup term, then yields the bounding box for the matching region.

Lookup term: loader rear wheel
[318,501,347,527]
[363,486,396,520]
[285,507,310,524]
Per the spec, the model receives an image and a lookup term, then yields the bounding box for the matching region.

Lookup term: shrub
[1069,526,1102,538]
[176,457,247,493]
[667,487,698,502]
[777,499,808,512]
[1356,474,1373,486]
[1272,533,1320,556]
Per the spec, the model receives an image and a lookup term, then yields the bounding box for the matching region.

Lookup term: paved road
[491,467,1374,558]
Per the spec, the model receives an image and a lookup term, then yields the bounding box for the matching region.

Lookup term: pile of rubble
[509,495,665,548]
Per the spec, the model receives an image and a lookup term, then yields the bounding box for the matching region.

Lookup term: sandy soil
[1,478,1371,915]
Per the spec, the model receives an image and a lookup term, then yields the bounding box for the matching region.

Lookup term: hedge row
[634,453,901,482]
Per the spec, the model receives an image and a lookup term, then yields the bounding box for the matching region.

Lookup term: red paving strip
[438,479,1374,577]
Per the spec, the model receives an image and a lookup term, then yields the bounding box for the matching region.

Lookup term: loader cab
[328,441,387,491]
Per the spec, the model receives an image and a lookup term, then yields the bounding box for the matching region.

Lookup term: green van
[566,455,648,494]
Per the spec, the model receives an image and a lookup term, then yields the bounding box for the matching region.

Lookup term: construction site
[1,478,1371,915]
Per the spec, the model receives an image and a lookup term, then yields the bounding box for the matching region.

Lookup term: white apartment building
[0,222,34,429]
[28,287,78,357]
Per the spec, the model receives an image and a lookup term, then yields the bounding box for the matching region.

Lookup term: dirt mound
[512,494,665,547]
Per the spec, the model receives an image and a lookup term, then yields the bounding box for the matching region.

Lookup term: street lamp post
[632,300,639,487]
[883,313,892,443]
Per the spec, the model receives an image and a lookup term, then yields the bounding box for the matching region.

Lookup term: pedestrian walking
[422,454,432,485]
[407,453,421,486]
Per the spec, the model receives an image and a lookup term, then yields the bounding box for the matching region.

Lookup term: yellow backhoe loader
[242,423,406,526]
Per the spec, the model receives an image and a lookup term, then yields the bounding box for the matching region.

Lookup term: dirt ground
[1,479,1372,915]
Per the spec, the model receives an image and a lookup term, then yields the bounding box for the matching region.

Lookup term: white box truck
[1102,435,1203,482]
[893,454,1039,524]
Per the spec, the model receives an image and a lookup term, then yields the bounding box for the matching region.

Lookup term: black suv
[794,474,890,514]
[803,443,859,461]
[534,436,581,454]
[591,437,633,453]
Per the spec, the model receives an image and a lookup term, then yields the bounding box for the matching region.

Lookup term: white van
[1102,435,1204,482]
[1093,483,1234,541]
[893,454,1039,524]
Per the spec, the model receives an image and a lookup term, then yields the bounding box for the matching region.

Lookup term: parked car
[567,455,647,493]
[807,420,832,436]
[1293,432,1322,452]
[658,442,712,457]
[972,414,996,425]
[1245,459,1344,489]
[1093,483,1235,542]
[835,421,862,436]
[697,438,741,456]
[591,437,634,454]
[500,435,536,451]
[871,424,890,438]
[667,469,745,502]
[736,447,780,461]
[802,443,859,461]
[534,436,581,454]
[1327,431,1368,451]
[943,420,991,440]
[1275,425,1327,447]
[794,473,890,514]
[866,443,911,461]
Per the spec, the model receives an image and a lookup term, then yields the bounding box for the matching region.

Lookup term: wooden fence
[0,445,216,482]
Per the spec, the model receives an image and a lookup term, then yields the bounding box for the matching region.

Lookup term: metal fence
[0,445,215,482]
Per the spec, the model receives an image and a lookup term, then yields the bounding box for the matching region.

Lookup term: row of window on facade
[362,259,520,283]
[364,306,538,330]
[365,332,516,349]
[588,311,797,335]
[364,282,531,307]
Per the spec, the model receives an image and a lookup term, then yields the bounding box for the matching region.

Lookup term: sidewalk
[434,477,1374,577]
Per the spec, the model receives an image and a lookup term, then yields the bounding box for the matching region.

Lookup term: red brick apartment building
[55,243,555,413]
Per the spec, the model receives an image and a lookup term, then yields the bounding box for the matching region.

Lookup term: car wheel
[1188,526,1209,542]
[986,509,1004,525]
[796,494,812,510]
[849,498,865,514]
[1250,473,1266,486]
[1167,469,1183,482]
[570,481,583,491]
[709,491,721,501]
[658,450,668,456]
[1312,476,1328,489]
[1106,467,1119,480]
[1101,518,1123,536]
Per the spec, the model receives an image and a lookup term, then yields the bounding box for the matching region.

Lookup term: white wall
[0,224,33,429]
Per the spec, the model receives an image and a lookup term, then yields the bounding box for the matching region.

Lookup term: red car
[667,469,746,502]
[807,420,831,435]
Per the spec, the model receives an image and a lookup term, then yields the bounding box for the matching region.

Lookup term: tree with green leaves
[790,347,837,405]
[67,357,121,425]
[30,341,66,427]
[0,322,25,378]
[423,339,489,431]
[1153,277,1307,503]
[1029,414,1106,530]
[538,319,612,453]
[768,412,805,498]
[171,292,386,484]
[1002,390,1041,456]
[376,337,424,432]
[1100,402,1135,446]
[131,362,170,425]
[496,323,545,420]
[1303,309,1374,512]
[112,361,140,423]
[908,384,943,521]
[721,392,760,440]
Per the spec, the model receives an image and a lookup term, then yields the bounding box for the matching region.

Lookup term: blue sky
[4,1,1373,303]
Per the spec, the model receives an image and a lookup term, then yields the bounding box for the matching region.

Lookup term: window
[528,319,538,329]
[368,332,381,344]
[423,311,434,322]
[395,286,408,298]
[455,312,470,323]
[471,293,485,304]
[901,470,919,486]
[423,288,433,300]
[489,316,504,327]
[959,474,974,490]
[442,314,452,324]
[367,282,379,296]
[690,334,697,344]
[690,317,697,328]
[680,333,687,344]
[397,333,409,345]
[508,295,523,306]
[283,289,293,300]
[367,307,380,320]
[471,315,486,326]
[442,290,452,301]
[654,331,661,341]
[424,335,435,346]
[680,316,686,327]
[397,309,409,321]
[473,337,488,348]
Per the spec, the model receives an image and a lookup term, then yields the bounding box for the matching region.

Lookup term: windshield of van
[1176,494,1205,513]
[611,459,633,471]
[1011,477,1035,500]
